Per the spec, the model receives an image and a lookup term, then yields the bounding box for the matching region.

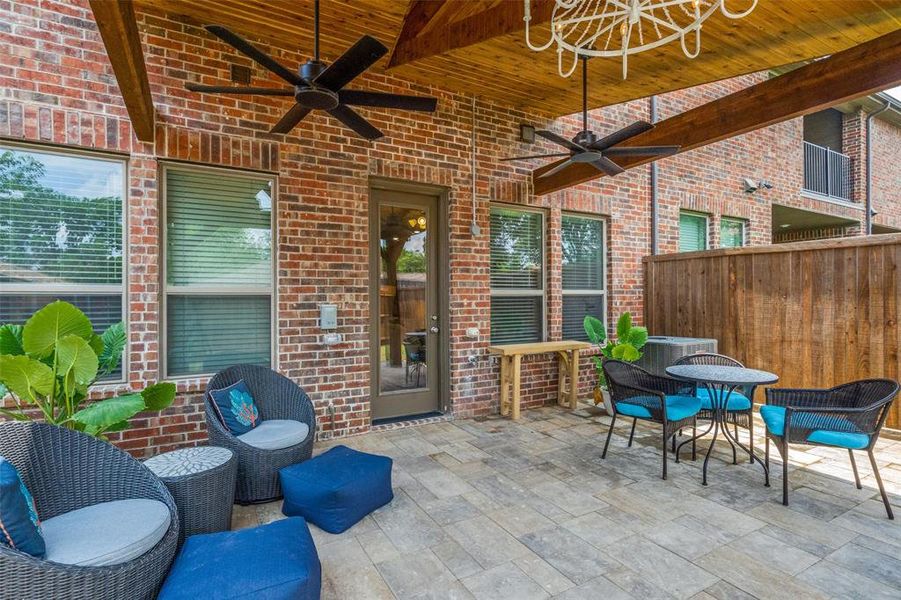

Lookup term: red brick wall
[1,0,899,456]
[871,116,901,231]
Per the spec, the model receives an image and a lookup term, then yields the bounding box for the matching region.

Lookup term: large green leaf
[627,326,649,350]
[582,316,606,345]
[71,394,145,433]
[0,325,25,356]
[141,382,176,411]
[57,335,99,386]
[616,312,632,342]
[618,343,641,362]
[0,355,54,403]
[98,322,126,374]
[22,301,93,358]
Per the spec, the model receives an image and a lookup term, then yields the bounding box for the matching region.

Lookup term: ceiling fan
[185,0,437,140]
[503,59,679,178]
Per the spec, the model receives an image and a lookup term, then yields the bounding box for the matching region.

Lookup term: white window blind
[490,206,544,344]
[679,211,708,252]
[164,167,274,377]
[0,145,125,380]
[562,214,606,341]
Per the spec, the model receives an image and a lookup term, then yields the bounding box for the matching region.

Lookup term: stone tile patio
[233,406,901,599]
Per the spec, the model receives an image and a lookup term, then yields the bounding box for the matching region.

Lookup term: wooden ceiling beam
[388,0,554,68]
[533,28,901,196]
[89,0,155,142]
[392,0,447,50]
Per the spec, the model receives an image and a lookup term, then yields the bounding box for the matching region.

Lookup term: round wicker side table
[144,446,237,547]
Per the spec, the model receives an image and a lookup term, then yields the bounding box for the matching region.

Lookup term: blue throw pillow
[0,457,45,557]
[208,379,261,435]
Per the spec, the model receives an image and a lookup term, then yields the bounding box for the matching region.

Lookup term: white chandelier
[524,0,758,79]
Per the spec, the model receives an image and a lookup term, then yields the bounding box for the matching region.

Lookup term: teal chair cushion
[695,388,752,411]
[760,405,870,450]
[616,395,701,422]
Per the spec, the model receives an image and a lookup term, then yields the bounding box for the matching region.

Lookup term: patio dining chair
[403,337,426,387]
[762,379,899,519]
[206,364,316,504]
[601,360,700,479]
[673,353,757,463]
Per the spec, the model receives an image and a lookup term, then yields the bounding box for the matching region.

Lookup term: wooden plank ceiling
[133,0,901,117]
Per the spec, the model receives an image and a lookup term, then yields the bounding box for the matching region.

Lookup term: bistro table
[665,364,778,485]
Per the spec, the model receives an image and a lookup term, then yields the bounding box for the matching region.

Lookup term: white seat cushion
[42,499,170,567]
[237,419,309,450]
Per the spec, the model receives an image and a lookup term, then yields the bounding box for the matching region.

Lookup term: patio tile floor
[232,406,901,599]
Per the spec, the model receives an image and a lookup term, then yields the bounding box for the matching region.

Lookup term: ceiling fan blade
[590,120,654,151]
[205,26,302,85]
[500,153,570,161]
[590,156,625,176]
[314,35,388,91]
[338,90,437,112]
[328,104,384,140]
[270,103,312,134]
[186,84,294,96]
[538,159,575,179]
[536,130,585,153]
[603,145,680,157]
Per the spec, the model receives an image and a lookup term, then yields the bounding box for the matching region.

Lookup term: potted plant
[0,300,175,439]
[583,312,649,415]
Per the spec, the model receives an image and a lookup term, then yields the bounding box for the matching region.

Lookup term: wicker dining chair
[763,379,899,519]
[0,422,179,600]
[205,364,316,504]
[672,353,757,463]
[601,360,700,479]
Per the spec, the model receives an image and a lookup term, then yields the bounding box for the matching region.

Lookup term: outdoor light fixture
[520,124,536,143]
[742,178,758,193]
[524,0,758,79]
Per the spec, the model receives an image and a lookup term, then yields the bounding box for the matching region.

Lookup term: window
[679,211,708,252]
[561,214,606,342]
[490,206,544,344]
[163,166,275,377]
[720,217,747,248]
[0,144,126,380]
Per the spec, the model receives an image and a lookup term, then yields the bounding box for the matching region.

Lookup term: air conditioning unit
[636,336,718,376]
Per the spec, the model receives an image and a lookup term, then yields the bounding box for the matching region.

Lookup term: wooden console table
[487,341,591,420]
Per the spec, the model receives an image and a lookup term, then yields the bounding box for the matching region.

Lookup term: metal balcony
[802,141,852,202]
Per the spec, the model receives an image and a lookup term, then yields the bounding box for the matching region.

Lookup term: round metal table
[665,364,778,485]
[144,446,237,546]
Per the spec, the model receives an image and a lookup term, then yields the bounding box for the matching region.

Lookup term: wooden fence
[644,233,901,429]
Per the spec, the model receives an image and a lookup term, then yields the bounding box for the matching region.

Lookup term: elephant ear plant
[0,300,175,439]
[583,312,649,389]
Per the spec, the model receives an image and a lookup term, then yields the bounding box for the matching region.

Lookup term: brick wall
[1,0,899,456]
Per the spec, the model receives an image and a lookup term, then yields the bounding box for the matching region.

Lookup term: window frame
[679,210,709,252]
[0,141,129,384]
[561,212,607,341]
[719,216,747,248]
[488,203,547,344]
[160,162,278,379]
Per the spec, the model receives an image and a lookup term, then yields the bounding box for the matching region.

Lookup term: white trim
[799,189,865,210]
[160,162,278,379]
[489,203,547,342]
[0,141,128,384]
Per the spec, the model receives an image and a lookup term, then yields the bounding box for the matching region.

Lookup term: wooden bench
[487,341,592,420]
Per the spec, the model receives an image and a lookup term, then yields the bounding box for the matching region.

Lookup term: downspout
[865,101,891,235]
[649,95,659,254]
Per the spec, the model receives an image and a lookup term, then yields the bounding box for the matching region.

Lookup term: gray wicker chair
[0,422,179,600]
[205,364,316,504]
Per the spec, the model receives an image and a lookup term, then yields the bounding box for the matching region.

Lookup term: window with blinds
[163,166,274,377]
[490,206,544,344]
[679,211,708,252]
[0,145,125,380]
[562,214,606,341]
[720,217,747,248]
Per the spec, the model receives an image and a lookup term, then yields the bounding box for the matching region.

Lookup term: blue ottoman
[158,518,320,600]
[280,445,393,534]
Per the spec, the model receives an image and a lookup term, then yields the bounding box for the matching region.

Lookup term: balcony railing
[802,141,852,202]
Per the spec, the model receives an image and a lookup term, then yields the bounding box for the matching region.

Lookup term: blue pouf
[280,445,393,534]
[158,518,321,600]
